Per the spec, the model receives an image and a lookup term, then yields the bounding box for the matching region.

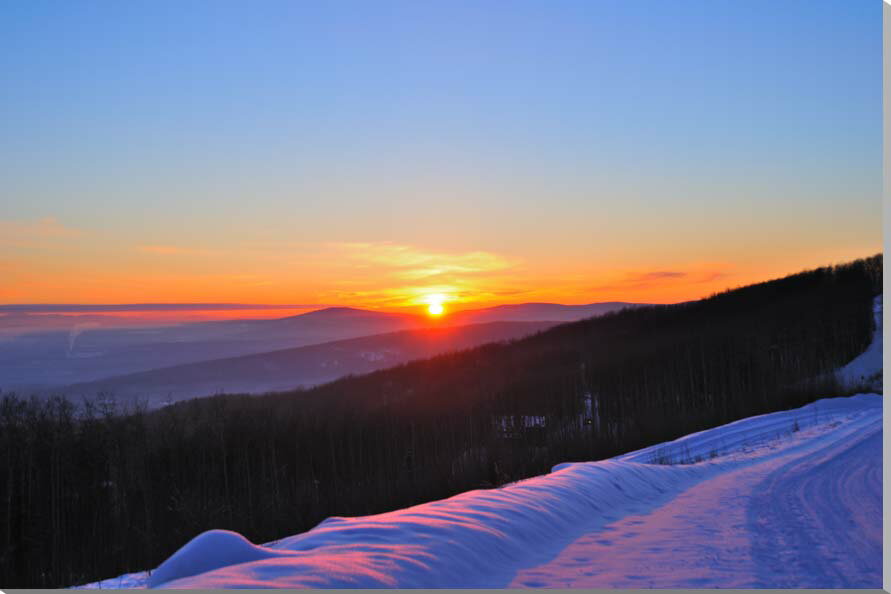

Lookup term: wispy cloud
[587,264,732,296]
[0,217,83,247]
[635,270,687,280]
[0,303,325,313]
[137,245,215,256]
[332,242,515,279]
[320,242,523,307]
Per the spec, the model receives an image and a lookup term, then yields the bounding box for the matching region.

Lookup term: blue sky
[0,0,881,307]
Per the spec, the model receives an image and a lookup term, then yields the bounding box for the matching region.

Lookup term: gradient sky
[1,0,881,313]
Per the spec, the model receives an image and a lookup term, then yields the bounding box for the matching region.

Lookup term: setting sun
[425,294,446,316]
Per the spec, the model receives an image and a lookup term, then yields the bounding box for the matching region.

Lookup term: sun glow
[425,294,447,316]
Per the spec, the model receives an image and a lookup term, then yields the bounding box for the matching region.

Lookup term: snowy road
[511,406,882,588]
[748,421,882,588]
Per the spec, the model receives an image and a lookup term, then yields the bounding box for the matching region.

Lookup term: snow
[836,294,883,391]
[146,531,286,588]
[616,392,875,465]
[79,296,883,589]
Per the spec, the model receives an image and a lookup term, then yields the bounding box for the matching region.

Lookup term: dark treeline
[0,254,881,587]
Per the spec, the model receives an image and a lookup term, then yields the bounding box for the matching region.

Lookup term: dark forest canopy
[0,254,881,587]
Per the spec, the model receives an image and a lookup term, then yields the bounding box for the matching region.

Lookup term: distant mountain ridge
[0,301,642,391]
[58,321,556,405]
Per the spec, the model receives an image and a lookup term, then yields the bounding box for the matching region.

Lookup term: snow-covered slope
[836,294,883,392]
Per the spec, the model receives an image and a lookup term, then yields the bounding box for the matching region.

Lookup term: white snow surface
[836,294,883,391]
[80,297,883,589]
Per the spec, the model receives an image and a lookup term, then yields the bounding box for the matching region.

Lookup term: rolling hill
[1,302,640,393]
[59,321,556,405]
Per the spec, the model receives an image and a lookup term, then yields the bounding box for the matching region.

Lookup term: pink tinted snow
[152,460,718,588]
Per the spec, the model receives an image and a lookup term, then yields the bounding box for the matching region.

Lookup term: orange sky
[1,218,880,316]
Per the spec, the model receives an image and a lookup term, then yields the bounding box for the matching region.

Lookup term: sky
[0,0,881,314]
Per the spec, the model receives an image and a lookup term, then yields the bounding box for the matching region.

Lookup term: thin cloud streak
[137,245,215,256]
[0,304,328,314]
[331,242,516,278]
[320,242,525,308]
[0,218,83,247]
[584,264,733,298]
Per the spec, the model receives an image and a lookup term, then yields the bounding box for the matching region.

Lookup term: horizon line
[0,300,653,315]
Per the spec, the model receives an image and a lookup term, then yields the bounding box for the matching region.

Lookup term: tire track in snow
[747,420,882,588]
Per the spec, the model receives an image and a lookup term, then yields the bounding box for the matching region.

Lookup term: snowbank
[617,392,880,465]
